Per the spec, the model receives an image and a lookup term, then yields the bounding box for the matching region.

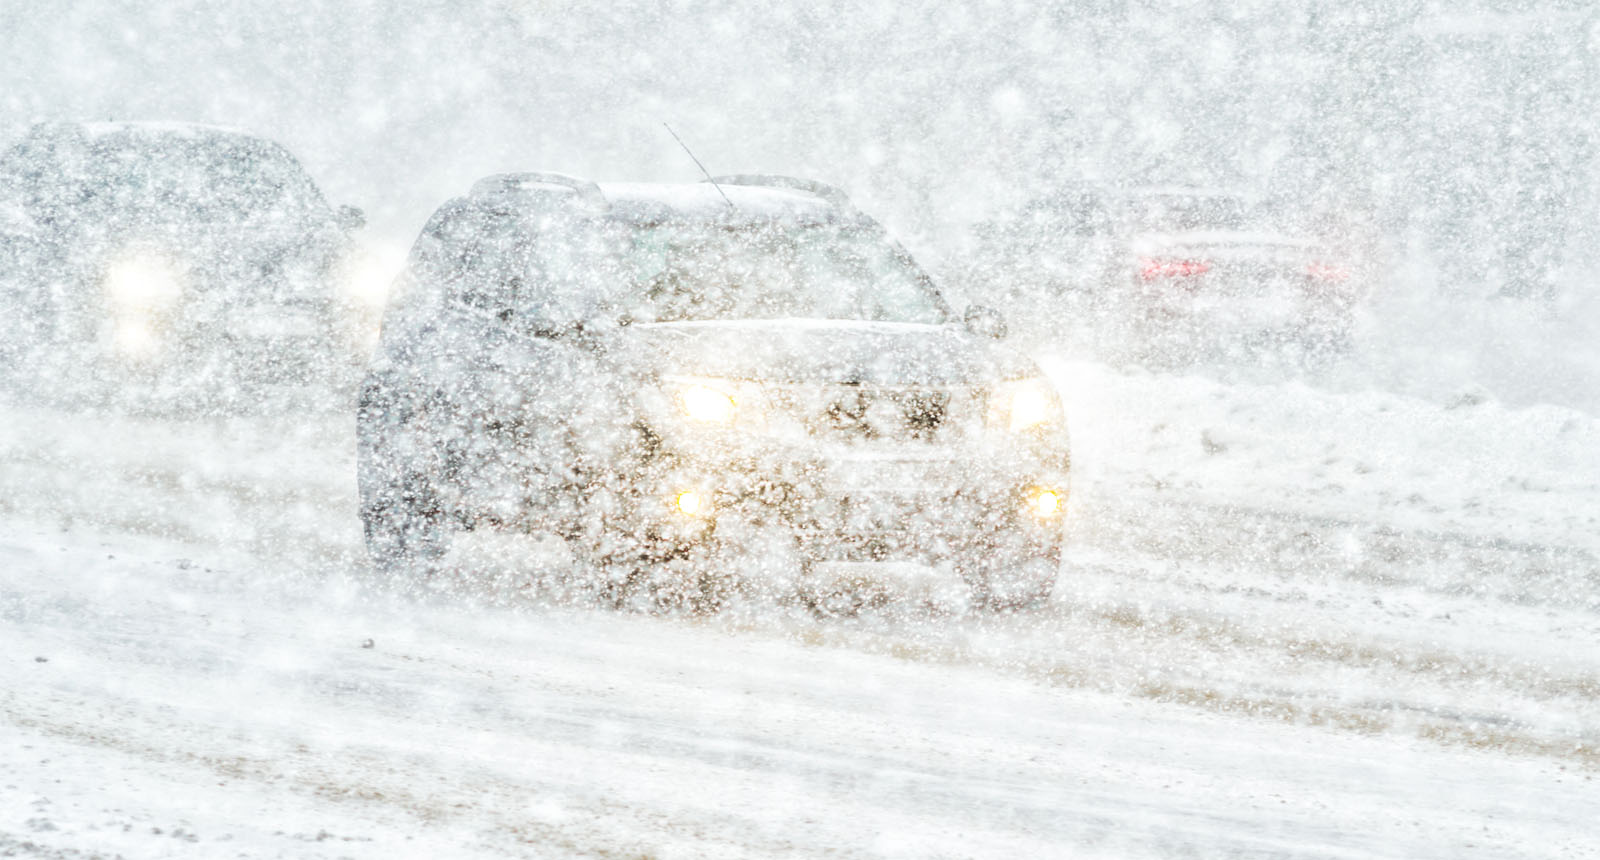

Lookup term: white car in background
[971,184,1363,359]
[1118,188,1360,350]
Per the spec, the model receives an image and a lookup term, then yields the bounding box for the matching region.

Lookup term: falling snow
[2,3,1598,858]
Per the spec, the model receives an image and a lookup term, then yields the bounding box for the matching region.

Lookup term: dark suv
[0,121,377,399]
[357,173,1070,611]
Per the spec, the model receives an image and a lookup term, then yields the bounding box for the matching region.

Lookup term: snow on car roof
[598,181,844,225]
[1120,185,1249,201]
[1132,230,1317,246]
[71,120,258,141]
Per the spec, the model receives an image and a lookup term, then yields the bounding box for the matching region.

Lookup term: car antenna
[663,122,734,210]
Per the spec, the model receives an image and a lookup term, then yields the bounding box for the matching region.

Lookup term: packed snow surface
[3,357,1597,858]
[5,2,1600,854]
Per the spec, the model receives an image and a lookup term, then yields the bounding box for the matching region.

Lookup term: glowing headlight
[678,384,737,423]
[666,376,763,426]
[989,378,1061,432]
[104,255,183,310]
[336,245,405,308]
[1029,487,1065,518]
[674,489,707,516]
[111,317,161,359]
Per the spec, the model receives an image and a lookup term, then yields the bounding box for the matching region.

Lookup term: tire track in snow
[3,400,1597,768]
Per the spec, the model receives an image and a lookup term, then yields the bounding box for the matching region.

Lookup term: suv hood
[624,319,1034,386]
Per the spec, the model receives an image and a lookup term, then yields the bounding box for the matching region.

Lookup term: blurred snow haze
[8,0,1597,408]
[2,2,1598,858]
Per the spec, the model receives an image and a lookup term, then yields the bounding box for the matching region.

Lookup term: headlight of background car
[104,253,184,312]
[103,252,185,360]
[988,377,1062,432]
[335,243,405,310]
[664,376,765,427]
[333,243,407,358]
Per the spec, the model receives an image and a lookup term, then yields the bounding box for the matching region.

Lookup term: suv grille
[769,383,975,444]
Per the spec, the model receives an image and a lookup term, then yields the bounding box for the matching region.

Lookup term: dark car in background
[357,173,1070,612]
[968,184,1365,360]
[0,121,385,404]
[0,191,43,373]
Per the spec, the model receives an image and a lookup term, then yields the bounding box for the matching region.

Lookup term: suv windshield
[417,209,953,329]
[624,222,949,325]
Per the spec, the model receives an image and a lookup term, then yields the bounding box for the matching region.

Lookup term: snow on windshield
[629,223,949,324]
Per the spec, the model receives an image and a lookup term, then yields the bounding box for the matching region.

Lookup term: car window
[624,222,950,324]
[1025,193,1111,237]
[14,131,329,227]
[409,208,949,327]
[409,202,626,328]
[1122,194,1250,232]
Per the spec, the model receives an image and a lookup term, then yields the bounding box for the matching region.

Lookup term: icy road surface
[2,359,1598,858]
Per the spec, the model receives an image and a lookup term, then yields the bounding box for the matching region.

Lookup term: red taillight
[1138,258,1212,280]
[1305,262,1350,282]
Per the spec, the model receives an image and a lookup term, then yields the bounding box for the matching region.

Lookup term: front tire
[959,536,1062,612]
[356,377,447,582]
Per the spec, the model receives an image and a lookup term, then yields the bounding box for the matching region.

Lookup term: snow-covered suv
[0,121,381,401]
[357,173,1070,611]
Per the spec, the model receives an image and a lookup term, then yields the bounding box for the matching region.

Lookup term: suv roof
[466,172,860,228]
[23,120,260,145]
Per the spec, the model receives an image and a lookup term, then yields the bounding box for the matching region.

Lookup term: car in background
[968,184,1364,359]
[0,121,387,404]
[0,193,43,374]
[357,173,1070,613]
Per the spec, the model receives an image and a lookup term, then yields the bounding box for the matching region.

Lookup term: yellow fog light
[678,385,737,424]
[1029,488,1064,518]
[674,489,707,516]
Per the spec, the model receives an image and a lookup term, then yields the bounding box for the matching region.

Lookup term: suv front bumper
[633,436,1069,565]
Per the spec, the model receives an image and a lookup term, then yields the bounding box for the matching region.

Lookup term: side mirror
[336,204,367,231]
[962,304,1008,340]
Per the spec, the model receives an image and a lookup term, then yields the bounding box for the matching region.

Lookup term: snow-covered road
[3,360,1598,857]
